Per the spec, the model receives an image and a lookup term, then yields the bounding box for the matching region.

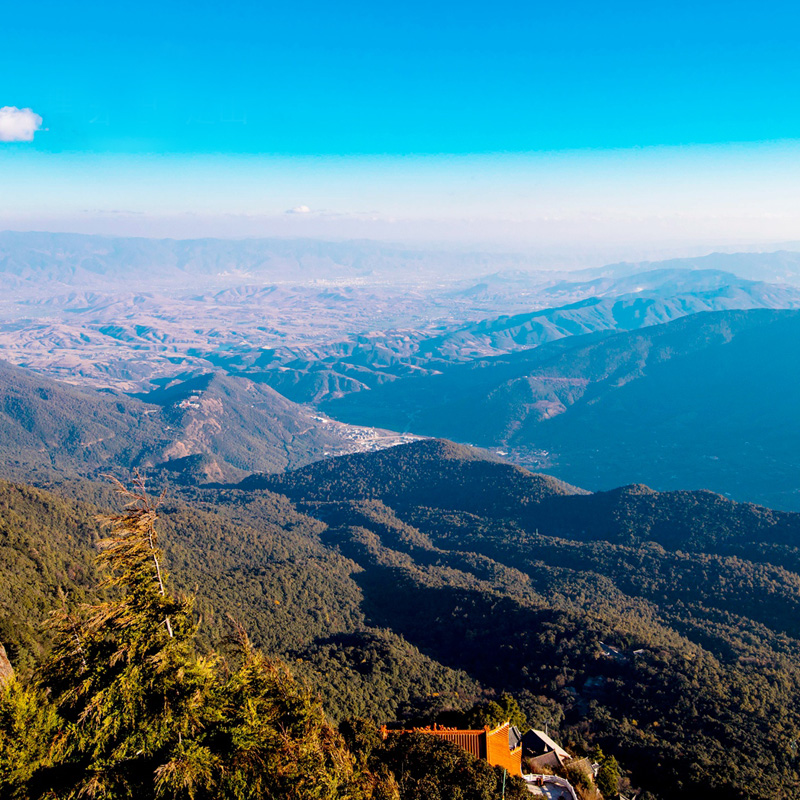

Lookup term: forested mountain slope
[0,360,377,481]
[0,477,478,722]
[241,439,585,513]
[4,440,800,797]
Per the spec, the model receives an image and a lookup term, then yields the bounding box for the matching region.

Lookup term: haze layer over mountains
[1,231,800,509]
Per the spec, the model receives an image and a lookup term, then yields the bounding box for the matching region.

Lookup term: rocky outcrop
[0,642,13,683]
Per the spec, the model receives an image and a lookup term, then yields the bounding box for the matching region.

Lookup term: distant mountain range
[587,249,800,285]
[4,231,800,289]
[447,263,800,304]
[3,232,800,511]
[422,269,800,359]
[0,231,560,289]
[324,309,800,510]
[216,268,800,403]
[4,232,800,398]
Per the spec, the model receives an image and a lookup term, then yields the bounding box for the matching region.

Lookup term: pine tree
[594,747,621,799]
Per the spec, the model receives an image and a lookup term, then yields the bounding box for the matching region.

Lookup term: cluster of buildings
[379,720,647,798]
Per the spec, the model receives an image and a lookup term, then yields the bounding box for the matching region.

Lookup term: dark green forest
[3,439,800,797]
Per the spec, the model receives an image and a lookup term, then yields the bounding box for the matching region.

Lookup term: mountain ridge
[323,309,800,509]
[0,360,406,481]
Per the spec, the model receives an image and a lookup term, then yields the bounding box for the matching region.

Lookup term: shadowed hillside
[324,309,800,509]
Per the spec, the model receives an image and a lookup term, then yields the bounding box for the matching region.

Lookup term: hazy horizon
[4,143,800,256]
[4,223,800,274]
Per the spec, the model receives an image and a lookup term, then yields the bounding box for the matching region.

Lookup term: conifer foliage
[0,479,363,800]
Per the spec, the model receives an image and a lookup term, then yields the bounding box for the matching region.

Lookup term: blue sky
[3,0,800,249]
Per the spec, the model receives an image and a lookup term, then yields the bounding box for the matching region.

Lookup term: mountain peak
[616,483,658,496]
[390,438,504,464]
[240,438,584,520]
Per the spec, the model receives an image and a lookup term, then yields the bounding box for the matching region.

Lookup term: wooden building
[380,720,523,776]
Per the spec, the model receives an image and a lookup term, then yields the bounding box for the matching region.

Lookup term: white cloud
[285,205,311,214]
[0,106,43,142]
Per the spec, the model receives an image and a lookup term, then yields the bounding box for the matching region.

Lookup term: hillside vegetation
[2,484,529,800]
[0,361,375,482]
[2,441,800,797]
